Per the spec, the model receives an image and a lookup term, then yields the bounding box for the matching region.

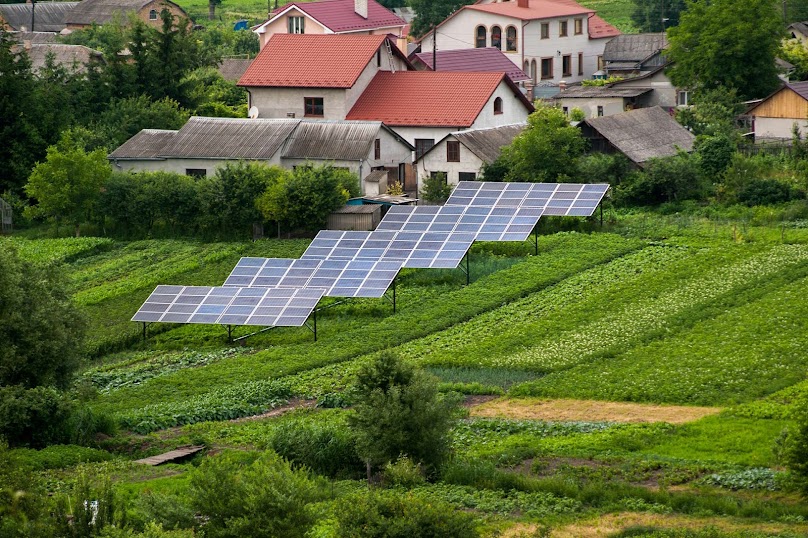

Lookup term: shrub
[268,421,363,478]
[421,172,452,203]
[382,456,426,488]
[616,152,707,205]
[132,493,196,532]
[737,178,802,206]
[0,385,73,448]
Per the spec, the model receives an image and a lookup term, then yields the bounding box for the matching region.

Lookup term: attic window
[493,97,503,115]
[149,9,157,19]
[288,16,305,34]
[304,97,324,116]
[447,141,460,162]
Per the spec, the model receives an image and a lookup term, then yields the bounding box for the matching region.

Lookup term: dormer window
[288,16,305,33]
[149,9,157,19]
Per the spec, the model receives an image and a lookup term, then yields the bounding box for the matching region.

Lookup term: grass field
[7,210,808,536]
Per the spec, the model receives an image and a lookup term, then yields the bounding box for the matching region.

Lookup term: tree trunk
[74,223,81,237]
[208,0,215,20]
[366,460,372,484]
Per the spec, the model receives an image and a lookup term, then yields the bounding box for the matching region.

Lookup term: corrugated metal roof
[588,14,621,39]
[557,86,652,98]
[0,2,77,32]
[108,129,178,159]
[787,81,808,101]
[239,34,395,88]
[333,203,382,214]
[583,106,695,165]
[347,71,533,127]
[20,43,103,73]
[412,48,530,82]
[217,58,252,82]
[363,170,388,183]
[282,120,382,160]
[452,123,526,163]
[66,0,180,25]
[8,31,59,43]
[603,33,667,63]
[160,117,301,159]
[265,0,405,33]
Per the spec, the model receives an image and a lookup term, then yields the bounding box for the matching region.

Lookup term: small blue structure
[233,19,248,31]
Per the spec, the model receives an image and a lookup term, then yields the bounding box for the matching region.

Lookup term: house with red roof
[346,71,534,159]
[238,34,412,122]
[253,0,407,52]
[417,0,619,85]
[409,47,530,84]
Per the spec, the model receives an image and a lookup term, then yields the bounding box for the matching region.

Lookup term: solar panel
[301,229,475,269]
[445,182,609,216]
[223,256,403,298]
[131,285,324,327]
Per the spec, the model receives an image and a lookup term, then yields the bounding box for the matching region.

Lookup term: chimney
[517,0,528,8]
[559,80,567,91]
[355,0,367,18]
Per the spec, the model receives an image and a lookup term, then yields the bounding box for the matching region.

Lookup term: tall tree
[666,0,784,100]
[631,0,686,32]
[410,0,475,38]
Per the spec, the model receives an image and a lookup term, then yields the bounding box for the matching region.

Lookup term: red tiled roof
[412,48,530,82]
[268,0,405,33]
[588,14,621,39]
[238,34,389,88]
[466,0,593,21]
[347,71,532,127]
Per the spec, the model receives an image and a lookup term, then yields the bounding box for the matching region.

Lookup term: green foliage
[269,420,363,478]
[8,444,113,472]
[96,96,189,149]
[198,26,259,57]
[0,385,73,448]
[0,242,85,388]
[696,134,736,179]
[666,0,783,100]
[737,179,803,207]
[189,451,326,538]
[348,352,460,475]
[421,172,452,203]
[54,472,122,537]
[24,132,112,236]
[631,0,685,31]
[410,0,476,38]
[181,67,247,117]
[576,153,633,186]
[569,107,586,122]
[131,493,196,532]
[780,38,808,81]
[675,87,744,137]
[616,151,706,205]
[580,75,624,86]
[500,104,587,182]
[333,491,480,538]
[382,456,427,488]
[785,396,808,497]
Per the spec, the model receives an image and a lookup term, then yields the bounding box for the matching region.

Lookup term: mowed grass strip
[470,398,722,424]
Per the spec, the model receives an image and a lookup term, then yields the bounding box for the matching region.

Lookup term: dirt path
[469,397,722,424]
[229,398,316,423]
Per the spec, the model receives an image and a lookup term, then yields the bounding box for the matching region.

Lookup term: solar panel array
[445,182,609,217]
[132,285,324,326]
[132,182,609,330]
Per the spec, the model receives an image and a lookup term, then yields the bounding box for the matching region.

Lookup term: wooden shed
[327,204,382,231]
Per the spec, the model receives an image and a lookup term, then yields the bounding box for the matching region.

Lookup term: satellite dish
[248,106,259,119]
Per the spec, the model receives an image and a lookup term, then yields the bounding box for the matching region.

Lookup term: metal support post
[392,277,397,313]
[465,251,470,286]
[142,322,147,342]
[227,325,233,342]
[534,228,538,256]
[600,203,603,227]
[313,307,317,342]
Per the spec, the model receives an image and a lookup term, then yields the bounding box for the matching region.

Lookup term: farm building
[327,203,382,231]
[16,42,103,73]
[746,81,808,143]
[415,123,526,190]
[580,106,695,167]
[0,2,77,32]
[65,0,188,29]
[107,117,414,195]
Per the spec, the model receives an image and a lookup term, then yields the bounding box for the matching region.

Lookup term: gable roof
[108,129,178,160]
[411,48,530,82]
[66,0,185,26]
[347,71,533,127]
[282,120,412,159]
[20,43,103,73]
[7,31,59,43]
[238,34,410,88]
[449,123,527,163]
[746,81,808,115]
[257,0,405,34]
[583,106,695,165]
[466,0,593,21]
[161,117,300,159]
[788,21,808,37]
[217,58,253,82]
[556,86,652,98]
[0,2,77,32]
[603,33,667,63]
[587,14,620,39]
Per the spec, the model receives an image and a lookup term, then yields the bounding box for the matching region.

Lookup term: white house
[415,123,526,191]
[252,0,407,51]
[107,117,415,195]
[417,0,619,85]
[746,81,808,143]
[238,34,412,121]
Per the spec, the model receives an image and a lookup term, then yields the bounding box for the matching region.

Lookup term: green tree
[500,104,587,182]
[410,0,475,38]
[675,87,744,138]
[348,352,460,479]
[780,38,808,81]
[617,151,707,205]
[0,242,85,389]
[95,95,189,148]
[786,396,808,497]
[421,172,452,203]
[631,0,686,32]
[666,0,784,100]
[190,451,326,538]
[25,132,112,236]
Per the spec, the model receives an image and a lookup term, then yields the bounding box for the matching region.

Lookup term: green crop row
[5,237,114,264]
[409,483,581,517]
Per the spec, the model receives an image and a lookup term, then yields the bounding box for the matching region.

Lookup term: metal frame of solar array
[445,182,610,217]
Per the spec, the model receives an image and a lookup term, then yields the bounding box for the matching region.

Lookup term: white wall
[522,16,591,84]
[615,70,677,108]
[110,158,267,176]
[557,96,624,118]
[754,117,808,142]
[473,83,531,127]
[415,136,485,191]
[249,87,349,120]
[389,125,462,148]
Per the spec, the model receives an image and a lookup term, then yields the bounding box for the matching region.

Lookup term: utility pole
[31,0,35,32]
[432,25,436,71]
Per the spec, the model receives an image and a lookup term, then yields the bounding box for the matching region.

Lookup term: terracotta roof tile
[588,14,621,39]
[238,34,388,88]
[412,48,530,82]
[347,71,530,127]
[466,0,593,21]
[266,0,405,33]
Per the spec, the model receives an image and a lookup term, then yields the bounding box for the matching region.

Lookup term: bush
[421,172,452,203]
[737,178,803,206]
[576,153,632,186]
[132,493,196,532]
[0,385,73,448]
[268,421,363,478]
[334,491,479,538]
[382,456,426,488]
[616,152,708,205]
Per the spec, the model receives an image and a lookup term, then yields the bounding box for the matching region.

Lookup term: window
[447,140,460,162]
[430,171,448,182]
[578,52,583,75]
[415,138,435,159]
[574,18,583,34]
[149,9,157,19]
[377,49,381,67]
[491,26,502,49]
[185,168,206,177]
[304,97,324,116]
[374,138,381,159]
[677,90,690,106]
[597,55,604,70]
[562,54,571,77]
[530,59,537,83]
[288,16,305,33]
[493,97,503,115]
[506,26,517,51]
[597,105,604,117]
[475,25,486,48]
[459,172,476,181]
[559,20,568,37]
[541,57,553,79]
[540,23,549,39]
[562,106,568,115]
